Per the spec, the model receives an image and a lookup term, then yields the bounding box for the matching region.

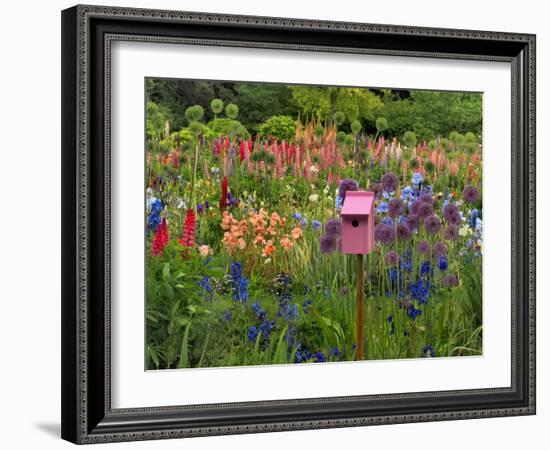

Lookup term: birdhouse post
[341,191,375,360]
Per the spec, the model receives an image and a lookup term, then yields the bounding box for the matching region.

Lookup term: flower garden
[145,80,483,369]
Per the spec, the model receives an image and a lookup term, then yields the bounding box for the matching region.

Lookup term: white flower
[458,224,472,237]
[309,194,319,203]
[310,166,319,174]
[177,199,186,209]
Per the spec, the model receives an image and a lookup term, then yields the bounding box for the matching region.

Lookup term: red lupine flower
[151,218,170,256]
[178,208,196,248]
[220,176,228,211]
[239,141,246,161]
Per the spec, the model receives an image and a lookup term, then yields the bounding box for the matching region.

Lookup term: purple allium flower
[388,198,405,218]
[396,223,411,240]
[325,218,342,237]
[368,182,382,197]
[443,203,459,222]
[433,241,448,256]
[320,234,337,254]
[374,223,395,244]
[385,250,399,267]
[418,193,434,205]
[442,273,459,288]
[424,215,442,235]
[406,214,420,231]
[417,240,430,254]
[444,225,459,241]
[417,201,434,219]
[338,179,359,199]
[381,172,399,193]
[463,185,479,204]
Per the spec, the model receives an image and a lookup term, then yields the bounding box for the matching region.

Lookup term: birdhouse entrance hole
[352,219,359,228]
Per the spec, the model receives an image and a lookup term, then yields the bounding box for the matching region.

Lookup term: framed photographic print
[61,4,536,444]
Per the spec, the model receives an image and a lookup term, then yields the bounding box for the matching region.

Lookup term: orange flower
[237,238,247,250]
[290,226,303,240]
[254,234,266,245]
[262,240,276,257]
[280,235,294,251]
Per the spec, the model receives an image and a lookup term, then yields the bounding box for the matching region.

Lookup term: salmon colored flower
[198,245,212,257]
[280,235,294,251]
[290,226,303,240]
[262,240,276,257]
[237,238,247,250]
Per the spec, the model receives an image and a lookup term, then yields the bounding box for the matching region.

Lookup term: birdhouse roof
[341,191,375,216]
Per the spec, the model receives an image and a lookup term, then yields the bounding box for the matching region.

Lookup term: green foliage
[210,98,224,115]
[333,111,346,126]
[258,115,296,141]
[146,101,169,140]
[188,120,203,136]
[225,103,239,119]
[351,119,362,135]
[207,118,250,139]
[375,117,389,132]
[403,130,417,148]
[185,105,205,123]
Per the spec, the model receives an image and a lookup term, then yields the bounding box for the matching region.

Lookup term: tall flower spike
[220,176,228,212]
[179,208,196,250]
[151,218,170,256]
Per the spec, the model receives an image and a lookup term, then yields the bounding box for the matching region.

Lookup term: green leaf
[177,321,192,368]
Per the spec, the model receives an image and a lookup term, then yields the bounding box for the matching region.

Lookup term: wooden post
[356,253,364,360]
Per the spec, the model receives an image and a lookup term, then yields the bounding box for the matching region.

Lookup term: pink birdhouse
[341,191,375,254]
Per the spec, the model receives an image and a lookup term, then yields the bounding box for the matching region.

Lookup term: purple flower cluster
[320,218,342,254]
[338,178,359,200]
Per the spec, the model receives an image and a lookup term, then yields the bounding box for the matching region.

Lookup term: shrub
[207,118,250,139]
[258,115,296,141]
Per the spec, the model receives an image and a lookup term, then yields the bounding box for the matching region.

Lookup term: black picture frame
[61,4,536,444]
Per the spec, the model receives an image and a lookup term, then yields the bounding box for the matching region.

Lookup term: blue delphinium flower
[293,212,302,220]
[422,343,436,358]
[198,276,213,293]
[387,315,395,335]
[412,172,423,186]
[295,344,312,363]
[147,198,163,235]
[302,299,312,314]
[438,255,448,272]
[411,278,430,305]
[252,302,267,320]
[313,351,326,363]
[331,347,341,357]
[470,208,479,229]
[311,220,321,230]
[335,195,343,210]
[376,201,389,213]
[247,326,259,342]
[420,261,433,277]
[282,303,299,321]
[401,185,413,201]
[223,311,233,321]
[407,303,423,319]
[230,262,249,303]
[299,217,308,227]
[381,216,394,226]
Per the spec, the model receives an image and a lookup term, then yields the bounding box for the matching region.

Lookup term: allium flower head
[444,225,459,241]
[418,193,433,205]
[325,218,342,237]
[417,201,434,219]
[443,202,459,221]
[463,185,479,204]
[433,241,448,256]
[338,179,359,200]
[417,240,430,254]
[388,198,405,218]
[385,250,399,267]
[374,223,395,244]
[381,172,398,193]
[424,214,442,235]
[406,214,420,231]
[442,273,459,288]
[396,223,411,240]
[320,234,337,254]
